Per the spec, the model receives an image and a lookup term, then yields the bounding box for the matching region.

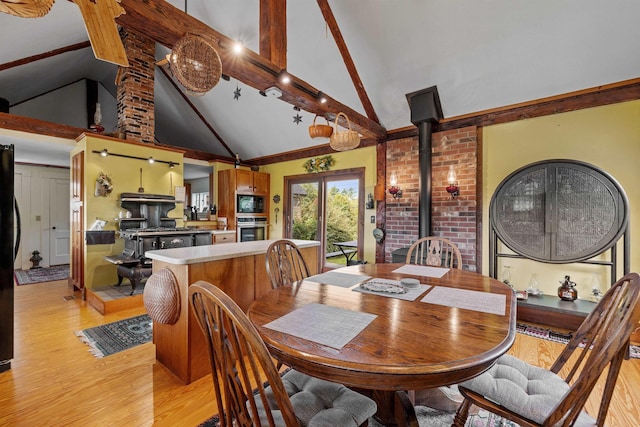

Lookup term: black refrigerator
[1,144,19,372]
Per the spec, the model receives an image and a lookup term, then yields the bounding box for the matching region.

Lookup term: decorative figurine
[29,250,43,269]
[557,275,578,301]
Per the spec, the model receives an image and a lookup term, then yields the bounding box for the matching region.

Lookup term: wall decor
[95,172,113,197]
[303,155,334,173]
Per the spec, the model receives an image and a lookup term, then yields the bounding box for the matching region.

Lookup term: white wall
[14,164,70,269]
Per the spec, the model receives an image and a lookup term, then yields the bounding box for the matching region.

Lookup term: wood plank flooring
[1,279,638,426]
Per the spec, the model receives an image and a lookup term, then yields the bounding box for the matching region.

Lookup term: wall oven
[236,217,268,242]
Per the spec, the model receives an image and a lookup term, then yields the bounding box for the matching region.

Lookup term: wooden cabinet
[218,169,270,229]
[70,152,84,295]
[213,232,236,244]
[235,169,269,194]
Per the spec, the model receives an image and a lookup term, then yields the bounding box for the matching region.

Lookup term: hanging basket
[329,112,360,151]
[170,34,222,95]
[308,115,333,140]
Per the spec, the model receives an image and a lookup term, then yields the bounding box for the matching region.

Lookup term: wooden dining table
[247,263,516,426]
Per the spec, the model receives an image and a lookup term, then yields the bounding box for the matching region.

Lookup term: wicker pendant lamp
[329,112,360,151]
[169,34,222,96]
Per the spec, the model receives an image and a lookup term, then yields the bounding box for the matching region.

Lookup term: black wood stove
[105,193,212,294]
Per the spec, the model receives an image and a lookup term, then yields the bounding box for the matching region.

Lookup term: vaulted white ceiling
[2,0,640,167]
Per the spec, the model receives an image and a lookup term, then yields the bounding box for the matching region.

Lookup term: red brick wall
[117,29,155,144]
[384,126,478,271]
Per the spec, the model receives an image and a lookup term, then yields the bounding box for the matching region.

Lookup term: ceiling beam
[259,0,287,70]
[316,0,380,124]
[0,41,91,72]
[115,0,386,140]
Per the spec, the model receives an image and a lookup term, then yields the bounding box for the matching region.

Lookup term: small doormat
[75,314,152,358]
[517,322,640,359]
[14,264,69,285]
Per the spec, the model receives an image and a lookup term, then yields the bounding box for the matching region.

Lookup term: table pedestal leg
[372,390,418,427]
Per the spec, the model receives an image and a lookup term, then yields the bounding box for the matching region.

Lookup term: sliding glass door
[285,169,364,270]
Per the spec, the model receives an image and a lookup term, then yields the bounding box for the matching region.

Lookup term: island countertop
[145,239,320,265]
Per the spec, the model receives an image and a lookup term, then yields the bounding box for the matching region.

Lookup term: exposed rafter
[156,65,235,157]
[115,0,386,140]
[316,0,380,124]
[0,41,91,72]
[259,0,287,70]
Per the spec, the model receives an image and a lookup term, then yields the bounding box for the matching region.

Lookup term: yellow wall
[260,146,378,262]
[483,99,640,296]
[71,135,184,290]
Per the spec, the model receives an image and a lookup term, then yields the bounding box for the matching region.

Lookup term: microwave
[237,194,265,214]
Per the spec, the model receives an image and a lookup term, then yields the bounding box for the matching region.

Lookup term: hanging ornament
[234,83,241,100]
[293,113,302,124]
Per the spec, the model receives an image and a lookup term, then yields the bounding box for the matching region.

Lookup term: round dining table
[247,263,516,426]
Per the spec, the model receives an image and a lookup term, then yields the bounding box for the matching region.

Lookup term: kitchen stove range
[105,193,212,294]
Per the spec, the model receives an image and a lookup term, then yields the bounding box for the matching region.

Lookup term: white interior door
[49,178,70,265]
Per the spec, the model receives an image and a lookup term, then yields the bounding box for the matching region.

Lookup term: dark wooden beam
[0,112,86,140]
[259,0,287,70]
[434,77,640,132]
[0,41,91,72]
[115,0,386,140]
[316,0,380,124]
[385,78,640,139]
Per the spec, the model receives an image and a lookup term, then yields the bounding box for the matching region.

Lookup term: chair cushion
[255,369,377,426]
[460,354,596,426]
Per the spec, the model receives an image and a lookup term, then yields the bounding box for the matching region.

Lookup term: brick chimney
[117,29,155,144]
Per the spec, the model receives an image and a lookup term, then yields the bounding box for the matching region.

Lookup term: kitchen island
[145,239,320,384]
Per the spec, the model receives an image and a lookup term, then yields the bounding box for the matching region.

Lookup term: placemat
[353,278,431,301]
[392,264,449,278]
[305,271,371,288]
[264,303,377,349]
[421,286,506,315]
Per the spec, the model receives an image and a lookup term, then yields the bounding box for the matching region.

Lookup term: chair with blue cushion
[189,281,377,427]
[453,272,640,427]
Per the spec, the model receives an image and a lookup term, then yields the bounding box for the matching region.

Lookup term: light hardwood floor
[1,279,639,426]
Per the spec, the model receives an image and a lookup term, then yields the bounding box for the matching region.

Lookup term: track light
[92,150,179,167]
[221,74,230,81]
[148,157,155,164]
[279,69,290,84]
[318,91,327,104]
[233,40,244,54]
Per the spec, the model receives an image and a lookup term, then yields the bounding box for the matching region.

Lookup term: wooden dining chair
[188,281,377,427]
[453,272,640,427]
[405,237,462,269]
[265,239,310,288]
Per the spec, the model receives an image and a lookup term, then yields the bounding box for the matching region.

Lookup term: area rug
[75,314,152,358]
[199,407,516,427]
[517,322,640,359]
[14,264,69,285]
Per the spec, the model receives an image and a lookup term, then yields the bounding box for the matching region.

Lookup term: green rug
[75,314,152,358]
[14,264,69,285]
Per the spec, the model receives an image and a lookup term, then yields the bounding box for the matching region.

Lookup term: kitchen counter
[146,239,320,384]
[146,239,317,264]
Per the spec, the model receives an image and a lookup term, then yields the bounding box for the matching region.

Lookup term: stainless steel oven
[236,217,268,242]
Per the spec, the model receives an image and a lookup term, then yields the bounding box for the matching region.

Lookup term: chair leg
[452,399,471,427]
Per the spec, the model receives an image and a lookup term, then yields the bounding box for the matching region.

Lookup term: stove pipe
[406,87,443,238]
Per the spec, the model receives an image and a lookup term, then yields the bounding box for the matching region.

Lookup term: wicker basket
[143,268,180,325]
[308,115,333,140]
[170,34,222,95]
[329,112,360,151]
